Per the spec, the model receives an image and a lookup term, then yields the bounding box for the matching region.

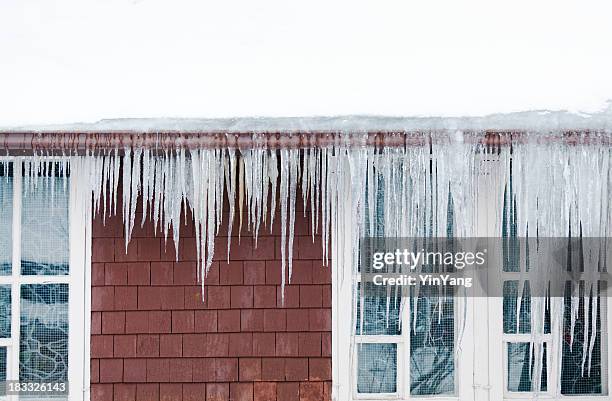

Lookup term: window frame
[0,157,91,401]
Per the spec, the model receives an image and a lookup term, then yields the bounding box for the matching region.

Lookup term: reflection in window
[20,284,69,382]
[357,343,397,394]
[0,162,12,276]
[21,176,69,276]
[356,282,401,336]
[507,342,547,392]
[0,286,10,338]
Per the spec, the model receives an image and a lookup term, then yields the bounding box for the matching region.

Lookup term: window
[0,159,89,401]
[332,152,612,401]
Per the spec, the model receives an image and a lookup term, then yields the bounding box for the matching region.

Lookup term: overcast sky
[1,0,612,126]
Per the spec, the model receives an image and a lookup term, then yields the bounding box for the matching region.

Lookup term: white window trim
[0,157,91,401]
[332,153,612,401]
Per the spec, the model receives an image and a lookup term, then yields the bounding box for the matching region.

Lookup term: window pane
[561,282,603,395]
[0,285,10,338]
[409,287,454,396]
[21,175,69,276]
[357,343,397,394]
[507,342,547,392]
[0,162,12,276]
[356,282,401,335]
[20,284,69,383]
[0,347,6,396]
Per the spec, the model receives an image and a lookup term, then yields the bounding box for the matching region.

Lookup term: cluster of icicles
[10,131,612,392]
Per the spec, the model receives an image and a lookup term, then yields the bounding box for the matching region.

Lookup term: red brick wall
[90,202,332,401]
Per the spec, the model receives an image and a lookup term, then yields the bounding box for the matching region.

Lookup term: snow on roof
[3,108,612,134]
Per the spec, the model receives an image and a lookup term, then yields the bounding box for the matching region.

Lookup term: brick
[151,262,173,285]
[309,309,331,331]
[192,358,215,382]
[285,358,308,381]
[138,287,161,310]
[106,263,128,285]
[299,333,321,357]
[92,263,105,286]
[254,286,276,308]
[160,334,182,357]
[91,359,99,383]
[128,262,150,285]
[137,335,159,357]
[215,358,238,381]
[159,383,182,401]
[124,358,147,382]
[125,311,149,334]
[264,262,281,285]
[239,358,261,381]
[183,383,206,401]
[185,286,208,309]
[91,312,102,334]
[254,382,276,401]
[290,261,313,284]
[161,286,185,310]
[275,333,298,357]
[147,358,169,382]
[207,286,230,309]
[299,285,322,307]
[207,334,229,356]
[229,333,252,356]
[113,382,137,400]
[169,358,193,382]
[309,358,332,381]
[91,384,113,401]
[137,384,159,401]
[286,309,309,332]
[261,358,284,381]
[114,335,136,357]
[92,287,114,311]
[230,383,253,401]
[323,382,332,401]
[181,239,198,261]
[207,383,229,401]
[218,309,240,332]
[182,334,207,357]
[231,286,253,308]
[115,286,138,310]
[93,214,124,238]
[299,382,323,401]
[251,237,274,260]
[321,333,331,357]
[99,359,123,382]
[263,310,286,332]
[205,262,220,285]
[138,238,161,260]
[149,311,172,333]
[172,310,194,333]
[322,285,331,307]
[174,261,197,285]
[194,310,217,332]
[93,238,114,262]
[312,264,331,284]
[219,261,243,284]
[252,333,275,357]
[243,261,266,285]
[296,236,323,260]
[277,383,299,401]
[276,286,299,308]
[116,238,138,262]
[241,309,263,332]
[91,335,113,358]
[102,311,125,334]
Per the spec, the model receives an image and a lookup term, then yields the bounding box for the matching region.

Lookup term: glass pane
[356,282,401,335]
[20,284,69,383]
[503,281,550,334]
[357,343,397,394]
[410,287,455,396]
[0,347,6,397]
[561,282,603,395]
[21,174,69,276]
[0,162,12,276]
[0,286,10,338]
[507,342,547,392]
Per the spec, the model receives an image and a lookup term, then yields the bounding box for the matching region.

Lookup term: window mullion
[9,158,21,392]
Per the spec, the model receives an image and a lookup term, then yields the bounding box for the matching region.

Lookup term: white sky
[1,0,612,127]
